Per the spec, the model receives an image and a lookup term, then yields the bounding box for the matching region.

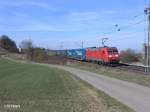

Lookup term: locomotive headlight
[115,54,119,57]
[109,55,112,58]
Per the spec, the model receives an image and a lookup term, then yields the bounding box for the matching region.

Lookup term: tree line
[0,35,18,52]
[0,35,50,61]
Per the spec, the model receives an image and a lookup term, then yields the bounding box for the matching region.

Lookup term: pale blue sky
[0,0,149,51]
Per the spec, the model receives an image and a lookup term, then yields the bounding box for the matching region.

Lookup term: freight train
[57,46,120,64]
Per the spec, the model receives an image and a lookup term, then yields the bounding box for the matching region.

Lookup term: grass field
[67,61,150,87]
[0,58,134,112]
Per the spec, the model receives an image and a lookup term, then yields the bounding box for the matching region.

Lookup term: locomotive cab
[107,47,120,64]
[86,47,120,64]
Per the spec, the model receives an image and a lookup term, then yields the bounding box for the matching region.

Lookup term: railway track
[115,63,150,74]
[53,56,150,75]
[66,58,150,74]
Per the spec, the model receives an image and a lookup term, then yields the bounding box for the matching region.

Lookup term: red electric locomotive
[86,47,119,64]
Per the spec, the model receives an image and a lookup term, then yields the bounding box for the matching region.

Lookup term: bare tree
[120,49,142,63]
[19,40,34,60]
[19,40,33,52]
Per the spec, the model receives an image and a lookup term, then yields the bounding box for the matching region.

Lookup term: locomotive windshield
[108,51,113,55]
[108,50,118,54]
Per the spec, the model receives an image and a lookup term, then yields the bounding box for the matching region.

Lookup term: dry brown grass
[67,61,150,87]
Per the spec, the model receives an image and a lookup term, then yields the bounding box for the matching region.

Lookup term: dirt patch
[43,56,68,65]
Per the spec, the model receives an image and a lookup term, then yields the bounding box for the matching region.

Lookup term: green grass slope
[0,58,134,112]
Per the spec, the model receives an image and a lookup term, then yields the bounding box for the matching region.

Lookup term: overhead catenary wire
[48,11,146,49]
[60,19,145,49]
[114,20,144,32]
[133,12,145,18]
[100,12,145,37]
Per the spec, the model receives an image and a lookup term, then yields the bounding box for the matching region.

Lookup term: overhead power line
[117,19,145,31]
[101,20,144,37]
[133,12,145,18]
[100,12,145,37]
